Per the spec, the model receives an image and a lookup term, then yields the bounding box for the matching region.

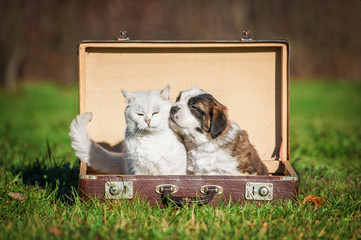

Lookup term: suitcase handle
[160,185,218,207]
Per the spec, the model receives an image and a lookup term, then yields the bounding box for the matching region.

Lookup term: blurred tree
[0,0,25,90]
[0,0,360,90]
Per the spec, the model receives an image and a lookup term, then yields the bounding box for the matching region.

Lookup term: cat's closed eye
[152,111,159,115]
[137,113,144,116]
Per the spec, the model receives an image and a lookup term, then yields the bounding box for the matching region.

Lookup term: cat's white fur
[69,85,187,175]
[122,85,187,175]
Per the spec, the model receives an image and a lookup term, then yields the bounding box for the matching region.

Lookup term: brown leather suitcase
[77,39,298,206]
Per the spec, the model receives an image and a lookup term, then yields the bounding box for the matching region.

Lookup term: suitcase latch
[245,182,273,200]
[105,181,133,199]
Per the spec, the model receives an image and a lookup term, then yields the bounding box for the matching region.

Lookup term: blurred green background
[1,0,360,89]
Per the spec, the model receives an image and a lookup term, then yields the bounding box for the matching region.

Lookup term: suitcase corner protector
[281,176,299,181]
[79,175,98,180]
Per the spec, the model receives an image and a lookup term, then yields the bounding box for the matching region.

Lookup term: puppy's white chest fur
[187,142,240,175]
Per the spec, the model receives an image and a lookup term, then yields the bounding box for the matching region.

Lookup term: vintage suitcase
[77,39,298,206]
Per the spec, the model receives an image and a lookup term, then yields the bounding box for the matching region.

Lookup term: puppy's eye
[137,113,144,116]
[190,104,197,110]
[152,111,159,115]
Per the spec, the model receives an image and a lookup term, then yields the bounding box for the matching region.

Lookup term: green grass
[1,81,361,239]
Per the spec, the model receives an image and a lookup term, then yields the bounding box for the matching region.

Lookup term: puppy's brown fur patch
[233,130,268,175]
[214,118,268,175]
[189,94,228,139]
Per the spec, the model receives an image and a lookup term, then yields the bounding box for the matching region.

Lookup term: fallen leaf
[261,222,269,233]
[7,222,13,231]
[8,192,26,201]
[303,195,325,207]
[347,177,352,184]
[49,226,62,236]
[317,228,326,237]
[245,220,255,229]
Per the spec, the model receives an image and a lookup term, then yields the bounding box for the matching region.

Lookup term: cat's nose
[171,106,180,114]
[145,120,151,125]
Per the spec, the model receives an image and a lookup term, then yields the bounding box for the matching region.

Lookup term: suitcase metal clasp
[105,181,133,199]
[245,182,273,200]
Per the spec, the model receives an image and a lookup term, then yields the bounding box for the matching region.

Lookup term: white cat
[122,85,187,175]
[69,85,187,175]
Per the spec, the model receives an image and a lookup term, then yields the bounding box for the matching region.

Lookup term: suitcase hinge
[241,30,252,41]
[118,30,129,41]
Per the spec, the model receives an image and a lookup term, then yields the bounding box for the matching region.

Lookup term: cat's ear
[160,85,170,100]
[121,89,135,102]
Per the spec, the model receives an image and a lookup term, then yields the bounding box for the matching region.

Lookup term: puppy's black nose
[170,106,180,114]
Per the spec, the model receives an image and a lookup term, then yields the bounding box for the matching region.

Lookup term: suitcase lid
[77,40,289,167]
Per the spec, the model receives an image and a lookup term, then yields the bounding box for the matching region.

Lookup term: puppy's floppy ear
[210,105,227,139]
[160,85,170,100]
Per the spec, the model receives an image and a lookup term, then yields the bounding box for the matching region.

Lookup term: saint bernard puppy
[169,88,268,175]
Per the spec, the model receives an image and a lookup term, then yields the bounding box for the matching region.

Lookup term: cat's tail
[69,112,128,174]
[69,112,92,163]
